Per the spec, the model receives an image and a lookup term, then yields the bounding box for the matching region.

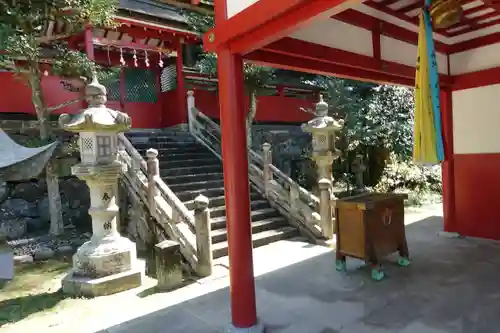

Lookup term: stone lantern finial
[315,95,329,117]
[85,76,107,107]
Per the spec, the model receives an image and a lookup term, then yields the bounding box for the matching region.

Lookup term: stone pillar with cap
[59,77,144,297]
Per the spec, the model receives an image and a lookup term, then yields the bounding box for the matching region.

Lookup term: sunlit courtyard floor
[5,204,500,333]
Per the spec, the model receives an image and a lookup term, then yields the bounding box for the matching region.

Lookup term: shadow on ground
[0,290,69,326]
[0,259,72,326]
[98,216,500,333]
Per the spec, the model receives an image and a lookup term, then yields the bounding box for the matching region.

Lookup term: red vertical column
[176,42,188,125]
[440,88,456,233]
[84,26,95,60]
[217,48,258,329]
[84,26,95,110]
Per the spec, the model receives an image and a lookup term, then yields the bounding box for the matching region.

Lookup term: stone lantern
[302,95,344,182]
[59,77,143,297]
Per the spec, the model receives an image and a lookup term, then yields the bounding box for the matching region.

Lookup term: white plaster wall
[450,43,500,75]
[380,36,448,74]
[290,19,374,57]
[453,84,500,154]
[226,0,259,18]
[290,18,448,73]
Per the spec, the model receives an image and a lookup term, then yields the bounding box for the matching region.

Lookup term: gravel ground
[7,230,91,257]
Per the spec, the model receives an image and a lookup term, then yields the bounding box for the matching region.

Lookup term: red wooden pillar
[440,88,456,233]
[217,47,259,330]
[214,0,260,327]
[176,41,188,124]
[84,26,95,61]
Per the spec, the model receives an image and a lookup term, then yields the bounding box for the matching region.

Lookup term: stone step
[155,151,215,161]
[160,164,223,177]
[159,158,220,169]
[168,179,225,192]
[209,200,269,218]
[137,146,208,155]
[133,142,201,150]
[211,208,279,230]
[184,193,262,209]
[212,226,299,259]
[176,187,226,202]
[163,172,224,185]
[211,216,288,243]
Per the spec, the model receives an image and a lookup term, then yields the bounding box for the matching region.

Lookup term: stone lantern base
[62,236,145,297]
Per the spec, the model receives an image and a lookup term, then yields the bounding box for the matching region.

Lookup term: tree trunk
[27,70,64,236]
[246,89,258,148]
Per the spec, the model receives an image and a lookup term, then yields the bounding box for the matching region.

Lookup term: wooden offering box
[334,193,410,280]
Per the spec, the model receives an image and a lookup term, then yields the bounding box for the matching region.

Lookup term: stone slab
[0,245,14,280]
[62,260,145,297]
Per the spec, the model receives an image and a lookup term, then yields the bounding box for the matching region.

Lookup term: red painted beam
[396,1,423,14]
[247,49,416,86]
[452,66,500,90]
[363,1,452,37]
[228,0,358,55]
[334,9,450,53]
[205,0,312,51]
[449,32,500,53]
[115,17,200,41]
[262,37,452,85]
[205,0,356,54]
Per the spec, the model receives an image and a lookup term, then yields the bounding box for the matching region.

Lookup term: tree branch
[46,97,83,112]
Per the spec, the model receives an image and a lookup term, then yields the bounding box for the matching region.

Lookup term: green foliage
[52,48,120,83]
[183,9,214,34]
[375,154,442,194]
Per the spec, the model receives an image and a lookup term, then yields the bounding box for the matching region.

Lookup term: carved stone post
[262,142,273,196]
[194,195,213,277]
[318,178,334,239]
[351,154,366,192]
[0,235,13,283]
[187,90,197,134]
[59,77,143,297]
[289,183,299,214]
[155,240,183,291]
[146,148,160,218]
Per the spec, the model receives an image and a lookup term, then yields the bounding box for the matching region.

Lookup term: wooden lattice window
[160,64,177,92]
[124,68,158,103]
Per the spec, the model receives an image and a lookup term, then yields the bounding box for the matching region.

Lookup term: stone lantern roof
[59,77,131,133]
[302,95,344,133]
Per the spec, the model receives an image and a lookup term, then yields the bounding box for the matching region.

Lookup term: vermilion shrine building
[0,0,318,128]
[202,0,500,330]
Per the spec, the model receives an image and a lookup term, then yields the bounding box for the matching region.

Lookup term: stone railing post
[194,195,213,277]
[187,90,197,134]
[262,142,273,195]
[318,178,334,239]
[289,183,299,214]
[155,240,183,291]
[146,148,160,218]
[0,235,13,283]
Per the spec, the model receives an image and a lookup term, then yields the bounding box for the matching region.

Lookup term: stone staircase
[128,130,300,259]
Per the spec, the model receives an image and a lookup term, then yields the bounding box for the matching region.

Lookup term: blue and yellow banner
[413,5,445,164]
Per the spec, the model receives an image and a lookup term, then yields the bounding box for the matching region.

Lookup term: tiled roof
[118,0,188,24]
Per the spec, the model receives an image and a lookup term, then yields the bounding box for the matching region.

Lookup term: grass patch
[0,259,73,326]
